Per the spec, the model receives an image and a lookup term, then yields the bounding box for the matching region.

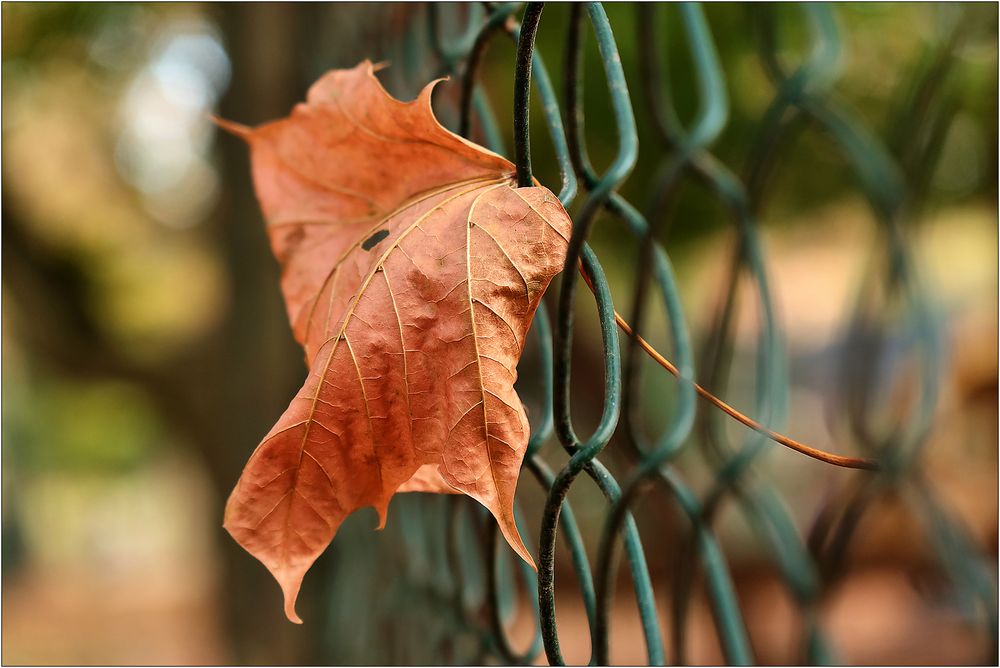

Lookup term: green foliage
[5,374,161,474]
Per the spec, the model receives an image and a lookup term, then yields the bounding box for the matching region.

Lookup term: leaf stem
[578,262,878,471]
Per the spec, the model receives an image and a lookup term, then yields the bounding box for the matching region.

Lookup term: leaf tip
[520,545,538,573]
[211,114,253,141]
[495,508,536,571]
[285,601,304,625]
[373,500,389,531]
[275,567,306,624]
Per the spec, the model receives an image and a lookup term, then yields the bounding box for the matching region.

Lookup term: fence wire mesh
[317,3,997,664]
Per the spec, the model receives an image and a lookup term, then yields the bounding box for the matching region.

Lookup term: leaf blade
[221,61,572,622]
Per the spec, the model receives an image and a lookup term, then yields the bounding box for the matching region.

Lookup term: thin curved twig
[579,261,878,471]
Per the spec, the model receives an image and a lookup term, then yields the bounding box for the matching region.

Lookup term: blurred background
[2,2,996,665]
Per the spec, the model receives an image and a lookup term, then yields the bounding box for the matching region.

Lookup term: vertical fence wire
[319,3,997,664]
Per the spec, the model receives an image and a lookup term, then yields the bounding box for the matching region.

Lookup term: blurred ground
[2,455,226,664]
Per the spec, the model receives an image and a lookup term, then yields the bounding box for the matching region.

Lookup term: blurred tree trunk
[208,3,323,663]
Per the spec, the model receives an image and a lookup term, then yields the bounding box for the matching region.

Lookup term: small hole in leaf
[362,229,390,251]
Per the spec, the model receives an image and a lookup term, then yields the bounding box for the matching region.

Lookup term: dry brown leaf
[218,61,571,623]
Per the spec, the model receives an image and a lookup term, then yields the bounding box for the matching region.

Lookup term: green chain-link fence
[315,3,997,664]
